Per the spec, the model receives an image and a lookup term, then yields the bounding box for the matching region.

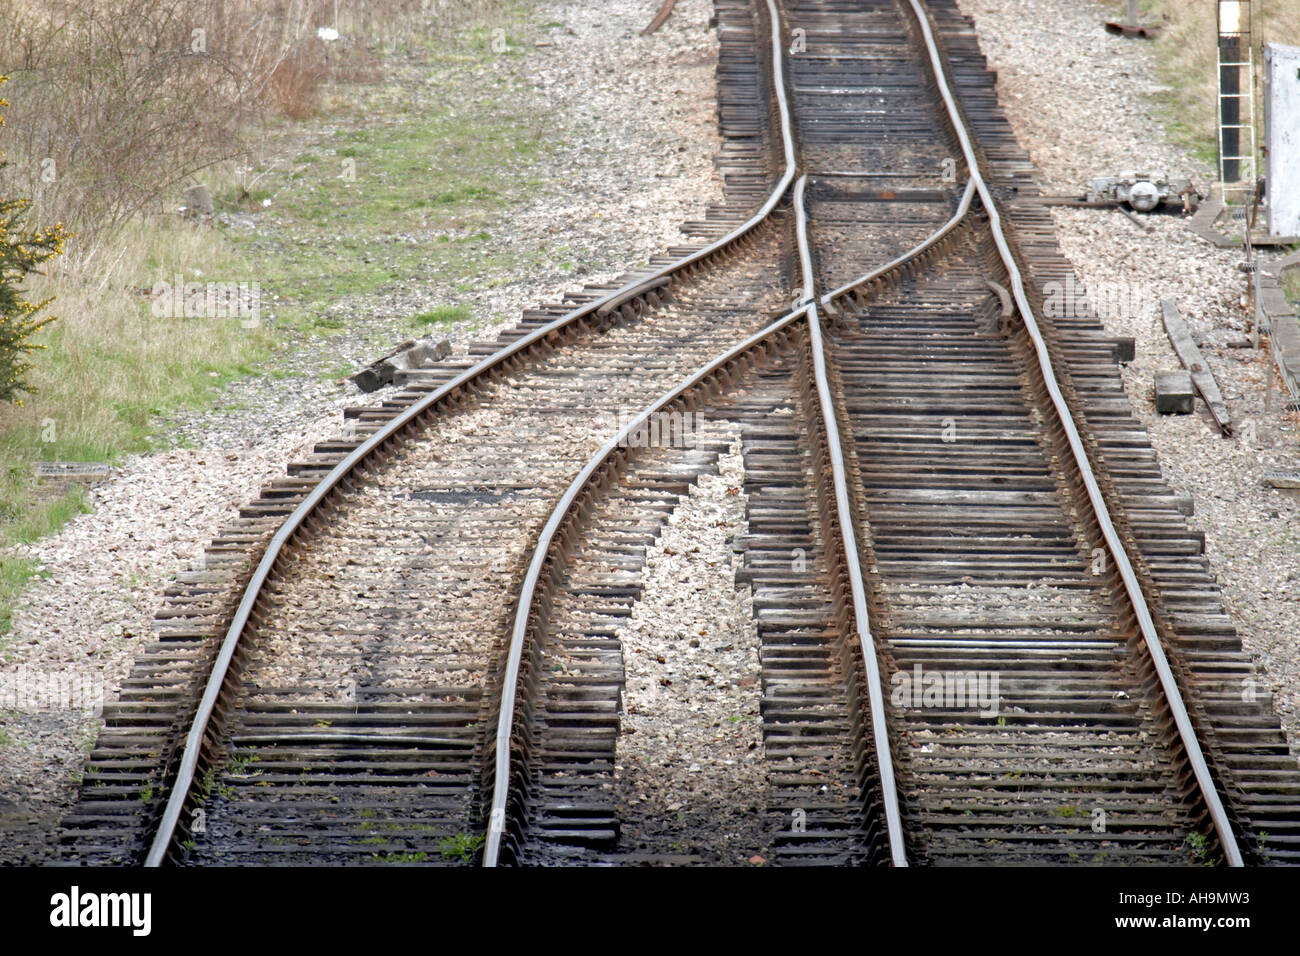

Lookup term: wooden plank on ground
[1160,299,1232,435]
[641,0,678,35]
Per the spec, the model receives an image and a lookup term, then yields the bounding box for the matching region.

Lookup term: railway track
[58,0,798,866]
[56,0,1300,867]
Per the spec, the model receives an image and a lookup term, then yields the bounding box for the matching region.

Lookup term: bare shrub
[264,42,328,119]
[0,0,481,256]
[0,1,249,251]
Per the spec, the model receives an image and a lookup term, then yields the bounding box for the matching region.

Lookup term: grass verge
[219,7,550,338]
[0,217,273,632]
[0,0,551,634]
[1141,0,1300,167]
[0,555,40,642]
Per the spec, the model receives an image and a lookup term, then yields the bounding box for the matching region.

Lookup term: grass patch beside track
[220,3,552,338]
[0,0,546,631]
[1140,0,1300,164]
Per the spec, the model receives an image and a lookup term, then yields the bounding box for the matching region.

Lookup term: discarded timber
[1160,299,1232,435]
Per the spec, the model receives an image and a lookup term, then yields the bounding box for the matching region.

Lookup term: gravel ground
[956,0,1300,762]
[615,437,768,864]
[0,0,726,858]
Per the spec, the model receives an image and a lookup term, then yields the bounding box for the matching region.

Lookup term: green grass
[438,831,485,863]
[232,107,549,314]
[0,555,41,641]
[1284,265,1300,310]
[409,304,472,328]
[0,209,274,540]
[1142,1,1300,172]
[223,6,554,332]
[374,851,429,863]
[215,182,275,210]
[2,487,89,547]
[0,0,556,630]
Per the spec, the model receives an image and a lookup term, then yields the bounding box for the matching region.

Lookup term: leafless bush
[0,1,247,251]
[0,0,497,258]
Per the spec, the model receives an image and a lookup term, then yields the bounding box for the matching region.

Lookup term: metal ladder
[1217,0,1258,205]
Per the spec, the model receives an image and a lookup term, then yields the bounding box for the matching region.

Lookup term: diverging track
[61,0,799,866]
[482,0,1300,867]
[58,0,1300,867]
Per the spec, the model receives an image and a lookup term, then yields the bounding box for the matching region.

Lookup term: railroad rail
[55,0,1300,867]
[471,0,1299,866]
[139,0,795,868]
[899,0,1241,864]
[60,0,798,866]
[483,173,906,866]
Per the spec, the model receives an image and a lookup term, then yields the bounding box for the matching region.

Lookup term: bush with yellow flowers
[0,75,65,405]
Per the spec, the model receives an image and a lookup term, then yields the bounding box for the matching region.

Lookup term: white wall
[1266,43,1300,237]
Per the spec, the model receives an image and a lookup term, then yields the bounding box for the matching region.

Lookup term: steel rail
[794,174,908,866]
[482,305,808,866]
[479,0,799,867]
[906,0,1243,865]
[482,168,992,866]
[142,0,801,867]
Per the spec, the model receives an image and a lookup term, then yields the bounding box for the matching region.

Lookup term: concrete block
[1154,370,1194,414]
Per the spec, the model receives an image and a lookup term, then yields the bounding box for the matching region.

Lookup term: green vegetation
[0,214,271,625]
[411,305,472,328]
[1184,831,1214,866]
[375,850,430,864]
[226,76,552,335]
[0,0,554,632]
[1284,265,1299,311]
[438,831,485,863]
[228,752,261,777]
[1143,0,1300,165]
[0,111,65,402]
[0,555,37,639]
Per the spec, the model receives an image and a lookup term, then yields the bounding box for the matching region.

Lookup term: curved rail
[482,306,808,866]
[794,174,908,866]
[482,170,979,866]
[905,0,1243,865]
[480,0,798,868]
[142,0,802,868]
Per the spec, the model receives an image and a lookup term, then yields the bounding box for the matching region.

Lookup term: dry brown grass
[1140,0,1300,163]
[0,0,475,255]
[0,0,521,638]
